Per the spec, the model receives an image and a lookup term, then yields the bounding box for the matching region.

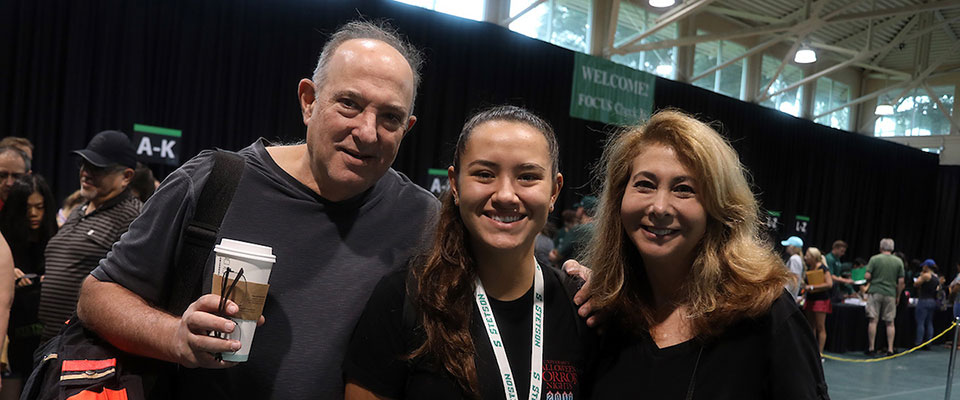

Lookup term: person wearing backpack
[73,21,440,399]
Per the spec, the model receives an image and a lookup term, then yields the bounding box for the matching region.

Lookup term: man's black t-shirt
[587,291,830,400]
[344,267,588,399]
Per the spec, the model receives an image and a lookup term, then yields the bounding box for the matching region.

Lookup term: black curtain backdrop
[2,0,956,270]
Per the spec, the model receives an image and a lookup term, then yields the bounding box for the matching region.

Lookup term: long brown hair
[410,105,559,396]
[585,109,790,338]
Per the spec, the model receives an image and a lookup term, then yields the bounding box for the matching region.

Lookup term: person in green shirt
[825,240,854,299]
[864,238,905,356]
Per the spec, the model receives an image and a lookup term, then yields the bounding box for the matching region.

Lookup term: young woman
[913,259,940,349]
[0,174,58,375]
[585,109,828,399]
[343,106,590,399]
[803,247,834,355]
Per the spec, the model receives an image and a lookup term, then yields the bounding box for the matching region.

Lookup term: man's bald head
[311,20,423,114]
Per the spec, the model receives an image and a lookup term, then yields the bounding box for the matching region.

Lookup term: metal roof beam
[614,0,858,54]
[852,62,912,77]
[813,79,912,119]
[830,16,906,49]
[759,40,803,98]
[829,0,960,23]
[872,15,918,64]
[759,14,960,102]
[611,0,719,52]
[922,82,960,133]
[501,0,547,26]
[688,35,783,82]
[703,5,782,24]
[934,10,960,42]
[754,0,862,99]
[613,22,793,53]
[858,38,960,131]
[809,41,860,56]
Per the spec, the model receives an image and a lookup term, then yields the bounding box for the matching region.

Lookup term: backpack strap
[166,150,246,315]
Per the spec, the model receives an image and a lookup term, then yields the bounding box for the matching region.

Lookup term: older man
[0,146,30,210]
[864,238,905,356]
[39,130,141,339]
[77,21,439,398]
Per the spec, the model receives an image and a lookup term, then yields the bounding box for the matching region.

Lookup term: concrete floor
[824,345,960,400]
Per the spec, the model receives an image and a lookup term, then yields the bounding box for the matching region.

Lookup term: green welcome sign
[569,52,656,125]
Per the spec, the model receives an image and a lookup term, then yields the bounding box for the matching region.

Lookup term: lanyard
[474,263,545,400]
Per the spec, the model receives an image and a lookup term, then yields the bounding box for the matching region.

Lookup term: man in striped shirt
[38,130,141,339]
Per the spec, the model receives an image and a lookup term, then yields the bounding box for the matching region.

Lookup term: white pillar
[484,0,510,25]
[589,0,620,57]
[675,16,696,83]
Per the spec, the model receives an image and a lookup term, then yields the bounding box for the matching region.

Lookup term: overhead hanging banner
[569,52,656,125]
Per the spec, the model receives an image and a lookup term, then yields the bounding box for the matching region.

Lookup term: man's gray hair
[879,238,895,252]
[0,146,30,172]
[311,20,423,115]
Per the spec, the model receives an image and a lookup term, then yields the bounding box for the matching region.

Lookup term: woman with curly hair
[585,109,828,399]
[343,106,590,399]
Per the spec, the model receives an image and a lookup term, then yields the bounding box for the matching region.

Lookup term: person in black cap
[37,130,142,339]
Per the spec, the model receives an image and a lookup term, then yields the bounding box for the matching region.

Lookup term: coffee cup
[211,238,276,362]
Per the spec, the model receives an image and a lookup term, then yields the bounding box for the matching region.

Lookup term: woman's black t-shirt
[586,291,830,400]
[343,267,590,399]
[919,274,940,299]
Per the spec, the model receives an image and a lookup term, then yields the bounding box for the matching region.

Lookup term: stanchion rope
[822,322,958,363]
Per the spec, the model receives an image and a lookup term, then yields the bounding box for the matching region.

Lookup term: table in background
[824,302,954,353]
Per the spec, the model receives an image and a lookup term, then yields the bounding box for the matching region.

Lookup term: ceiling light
[874,103,894,116]
[655,64,674,77]
[649,0,676,8]
[794,46,817,64]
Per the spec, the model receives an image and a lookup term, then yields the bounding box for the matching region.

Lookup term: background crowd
[0,133,159,392]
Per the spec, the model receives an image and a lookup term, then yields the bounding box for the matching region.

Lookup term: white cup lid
[215,238,276,263]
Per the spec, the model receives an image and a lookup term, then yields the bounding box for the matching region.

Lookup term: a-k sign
[133,123,181,166]
[569,52,655,125]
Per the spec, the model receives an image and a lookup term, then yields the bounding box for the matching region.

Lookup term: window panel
[874,86,955,137]
[611,1,676,78]
[814,77,850,130]
[759,55,803,117]
[692,33,744,99]
[509,0,590,53]
[393,0,485,21]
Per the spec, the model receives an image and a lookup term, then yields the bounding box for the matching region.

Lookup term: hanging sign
[569,52,656,125]
[423,168,450,197]
[792,214,811,239]
[133,123,181,166]
[765,210,782,232]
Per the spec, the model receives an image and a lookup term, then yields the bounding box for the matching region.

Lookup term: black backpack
[20,150,246,400]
